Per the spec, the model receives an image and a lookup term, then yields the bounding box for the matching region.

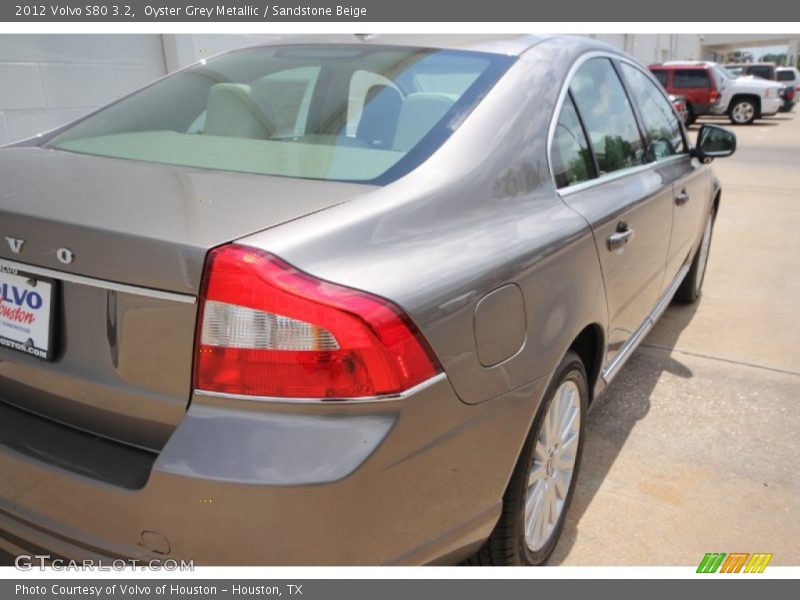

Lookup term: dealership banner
[2,579,796,599]
[2,0,800,21]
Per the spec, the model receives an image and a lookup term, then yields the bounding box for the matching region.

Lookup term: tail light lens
[194,244,442,399]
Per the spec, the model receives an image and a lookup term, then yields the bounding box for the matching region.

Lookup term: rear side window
[777,70,795,82]
[650,69,669,88]
[621,64,684,160]
[569,58,645,175]
[551,95,595,188]
[747,66,773,80]
[673,69,710,89]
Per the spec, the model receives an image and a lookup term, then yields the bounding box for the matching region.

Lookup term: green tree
[726,50,754,63]
[759,53,787,66]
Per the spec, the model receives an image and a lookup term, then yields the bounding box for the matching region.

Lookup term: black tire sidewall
[693,214,714,296]
[513,352,589,565]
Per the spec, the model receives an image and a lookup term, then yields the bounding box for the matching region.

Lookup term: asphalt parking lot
[550,110,800,566]
[1,112,798,569]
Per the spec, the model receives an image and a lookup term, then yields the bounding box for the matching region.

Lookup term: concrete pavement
[550,111,800,565]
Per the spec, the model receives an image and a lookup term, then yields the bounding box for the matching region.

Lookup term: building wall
[161,34,280,71]
[0,35,166,146]
[587,34,702,64]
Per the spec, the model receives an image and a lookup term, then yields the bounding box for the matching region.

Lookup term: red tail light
[709,90,719,102]
[193,244,442,399]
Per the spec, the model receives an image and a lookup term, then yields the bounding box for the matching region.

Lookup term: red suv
[649,63,720,125]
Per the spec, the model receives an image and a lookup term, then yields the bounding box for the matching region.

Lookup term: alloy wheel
[524,380,581,552]
[731,101,755,124]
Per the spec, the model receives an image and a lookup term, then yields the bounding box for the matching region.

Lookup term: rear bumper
[689,101,716,115]
[0,375,545,565]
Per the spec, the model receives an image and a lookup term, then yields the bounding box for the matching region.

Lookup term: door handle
[607,225,634,253]
[675,190,690,206]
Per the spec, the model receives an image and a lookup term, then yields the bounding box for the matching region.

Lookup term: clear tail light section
[193,244,442,399]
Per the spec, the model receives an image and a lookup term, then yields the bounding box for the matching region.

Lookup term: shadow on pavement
[547,299,701,564]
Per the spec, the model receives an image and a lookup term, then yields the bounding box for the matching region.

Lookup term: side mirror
[690,124,737,163]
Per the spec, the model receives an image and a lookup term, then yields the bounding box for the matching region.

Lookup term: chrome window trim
[547,51,691,196]
[557,154,686,197]
[193,372,447,405]
[0,257,196,305]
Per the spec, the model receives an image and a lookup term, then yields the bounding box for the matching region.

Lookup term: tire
[675,211,714,304]
[467,351,588,565]
[729,98,757,125]
[685,108,697,126]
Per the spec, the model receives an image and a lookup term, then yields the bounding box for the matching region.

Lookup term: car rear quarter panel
[239,38,610,406]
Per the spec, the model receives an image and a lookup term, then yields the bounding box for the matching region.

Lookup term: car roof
[241,34,618,58]
[652,61,713,69]
[725,62,776,67]
[356,34,553,55]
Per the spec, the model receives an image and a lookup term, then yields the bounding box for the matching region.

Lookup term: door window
[569,58,645,176]
[551,95,596,188]
[621,64,684,160]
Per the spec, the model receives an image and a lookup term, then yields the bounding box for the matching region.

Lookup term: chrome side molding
[601,262,691,386]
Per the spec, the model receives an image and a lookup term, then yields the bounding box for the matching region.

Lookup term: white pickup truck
[658,61,784,124]
[708,62,784,124]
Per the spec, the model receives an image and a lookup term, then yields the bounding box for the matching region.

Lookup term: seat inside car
[356,84,404,148]
[203,83,277,139]
[393,93,455,151]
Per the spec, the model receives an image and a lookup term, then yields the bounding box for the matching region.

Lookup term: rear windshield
[47,44,513,184]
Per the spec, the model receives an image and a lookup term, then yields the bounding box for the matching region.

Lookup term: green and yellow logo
[697,552,773,573]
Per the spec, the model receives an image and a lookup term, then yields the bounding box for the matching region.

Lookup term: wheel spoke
[539,483,552,533]
[559,401,579,438]
[534,440,548,463]
[547,481,558,526]
[529,483,547,545]
[554,470,570,499]
[528,462,547,487]
[543,403,556,447]
[559,430,579,456]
